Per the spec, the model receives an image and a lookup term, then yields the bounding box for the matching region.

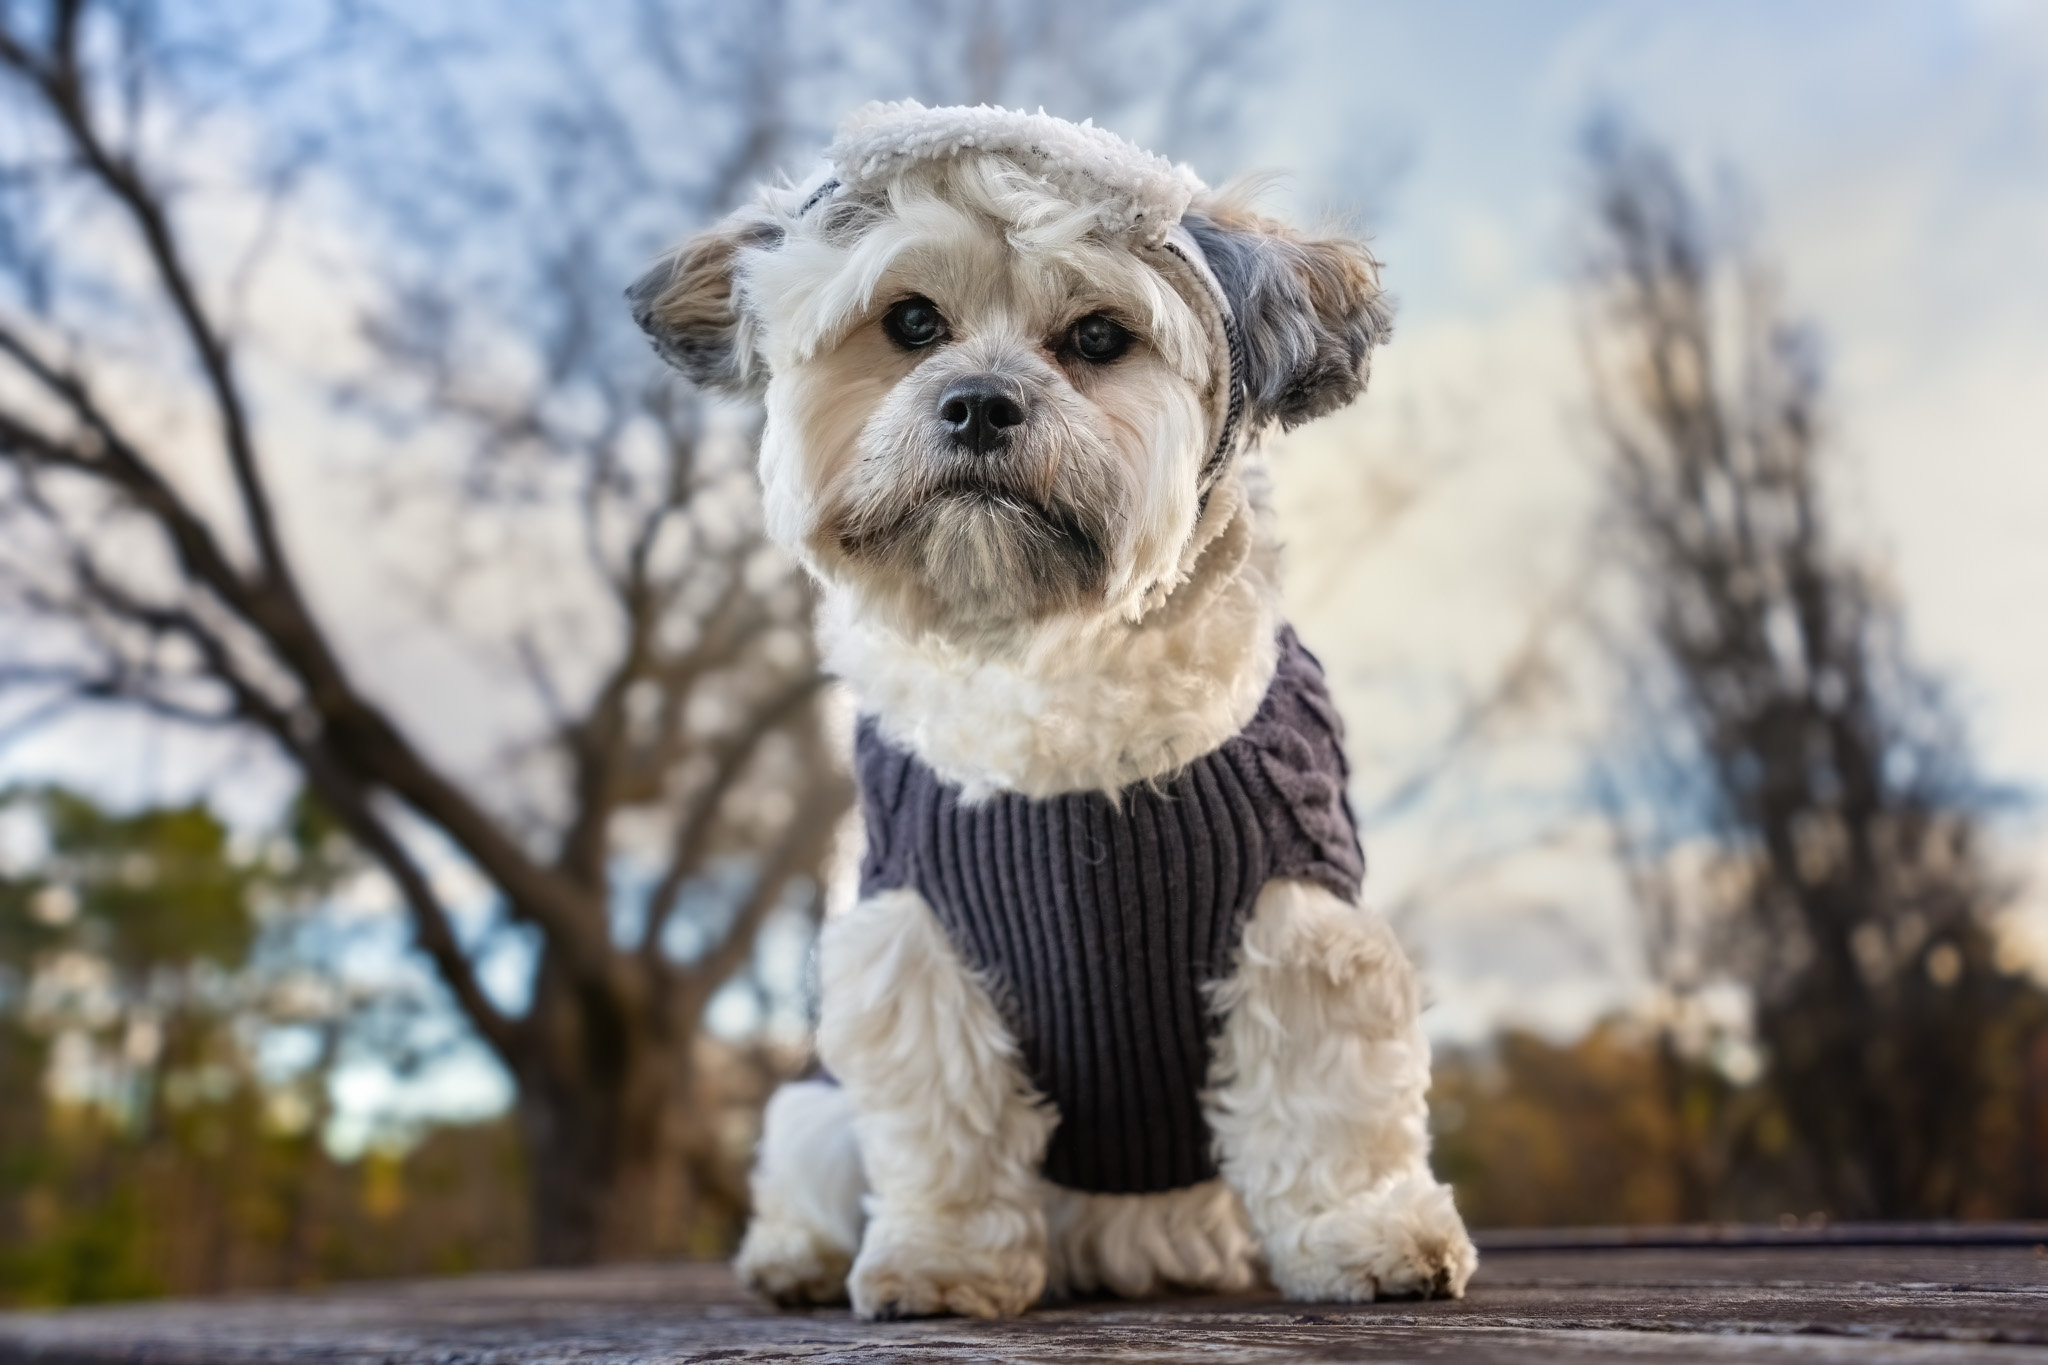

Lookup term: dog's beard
[823,443,1123,630]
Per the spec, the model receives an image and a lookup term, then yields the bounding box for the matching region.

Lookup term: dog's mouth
[918,471,1031,511]
[833,485,1103,568]
[821,466,1114,623]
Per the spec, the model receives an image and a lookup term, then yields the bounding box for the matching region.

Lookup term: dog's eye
[1070,314,1132,364]
[883,296,948,349]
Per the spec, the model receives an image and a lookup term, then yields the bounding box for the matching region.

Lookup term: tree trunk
[1654,1032,1711,1222]
[514,960,706,1265]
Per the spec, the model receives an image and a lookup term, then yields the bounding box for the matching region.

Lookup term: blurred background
[2,0,2045,1304]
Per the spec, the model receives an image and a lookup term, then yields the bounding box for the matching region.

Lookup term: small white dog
[632,102,1476,1318]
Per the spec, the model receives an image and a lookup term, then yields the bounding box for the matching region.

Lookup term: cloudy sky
[1228,0,2048,1041]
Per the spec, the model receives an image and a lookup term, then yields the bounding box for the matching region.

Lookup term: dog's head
[631,103,1391,641]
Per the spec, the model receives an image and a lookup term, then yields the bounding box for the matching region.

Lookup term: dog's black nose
[938,379,1026,454]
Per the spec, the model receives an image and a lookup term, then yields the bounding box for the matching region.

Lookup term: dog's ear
[1183,208,1393,430]
[629,214,783,397]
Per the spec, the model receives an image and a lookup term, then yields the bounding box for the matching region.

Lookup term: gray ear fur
[628,216,783,396]
[1182,210,1393,430]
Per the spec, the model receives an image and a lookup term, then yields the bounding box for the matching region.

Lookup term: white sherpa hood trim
[826,101,1205,247]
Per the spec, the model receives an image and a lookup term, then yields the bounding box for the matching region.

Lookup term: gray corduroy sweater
[854,627,1365,1194]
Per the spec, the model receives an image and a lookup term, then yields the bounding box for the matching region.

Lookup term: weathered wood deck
[2,1227,2043,1362]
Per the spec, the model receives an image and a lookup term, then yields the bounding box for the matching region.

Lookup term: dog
[631,101,1477,1318]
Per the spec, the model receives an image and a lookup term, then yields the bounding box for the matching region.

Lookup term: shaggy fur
[1208,880,1478,1299]
[636,101,1475,1318]
[1183,206,1397,430]
[811,886,1053,1318]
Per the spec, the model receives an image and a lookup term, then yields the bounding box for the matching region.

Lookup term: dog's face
[633,157,1391,641]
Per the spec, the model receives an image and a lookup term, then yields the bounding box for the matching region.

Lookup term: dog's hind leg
[816,887,1055,1319]
[733,1079,865,1305]
[1205,879,1478,1302]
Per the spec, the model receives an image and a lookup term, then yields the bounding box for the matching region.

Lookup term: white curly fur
[813,887,1053,1318]
[732,1079,865,1305]
[1042,1178,1260,1299]
[736,1082,1266,1308]
[1206,879,1477,1301]
[817,480,1277,799]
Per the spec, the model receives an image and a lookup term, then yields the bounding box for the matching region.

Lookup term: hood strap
[1160,233,1248,515]
[797,177,842,217]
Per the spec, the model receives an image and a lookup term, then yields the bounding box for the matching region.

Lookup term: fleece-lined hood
[825,100,1206,248]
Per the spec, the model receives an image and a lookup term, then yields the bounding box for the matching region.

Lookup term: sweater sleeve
[1236,628,1366,904]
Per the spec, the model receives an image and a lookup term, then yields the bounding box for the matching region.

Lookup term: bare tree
[0,0,851,1263]
[0,0,1266,1262]
[1581,121,2037,1219]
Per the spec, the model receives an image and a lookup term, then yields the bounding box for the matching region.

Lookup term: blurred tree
[1434,1024,1710,1228]
[1581,122,2047,1220]
[0,0,1266,1263]
[0,785,534,1303]
[1431,1019,1820,1229]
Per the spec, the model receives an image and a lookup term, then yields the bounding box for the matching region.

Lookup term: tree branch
[678,768,847,1000]
[639,670,826,959]
[296,753,524,1064]
[31,553,523,1061]
[4,24,620,986]
[0,332,615,986]
[20,9,291,587]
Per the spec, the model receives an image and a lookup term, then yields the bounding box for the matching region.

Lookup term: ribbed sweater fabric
[854,626,1365,1193]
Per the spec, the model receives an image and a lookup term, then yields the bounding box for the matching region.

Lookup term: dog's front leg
[817,887,1055,1319]
[1206,880,1478,1302]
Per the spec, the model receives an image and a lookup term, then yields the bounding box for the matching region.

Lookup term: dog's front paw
[1268,1171,1477,1303]
[735,1215,854,1307]
[849,1214,1045,1319]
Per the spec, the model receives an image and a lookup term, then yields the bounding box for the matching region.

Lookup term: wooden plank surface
[2,1238,2044,1362]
